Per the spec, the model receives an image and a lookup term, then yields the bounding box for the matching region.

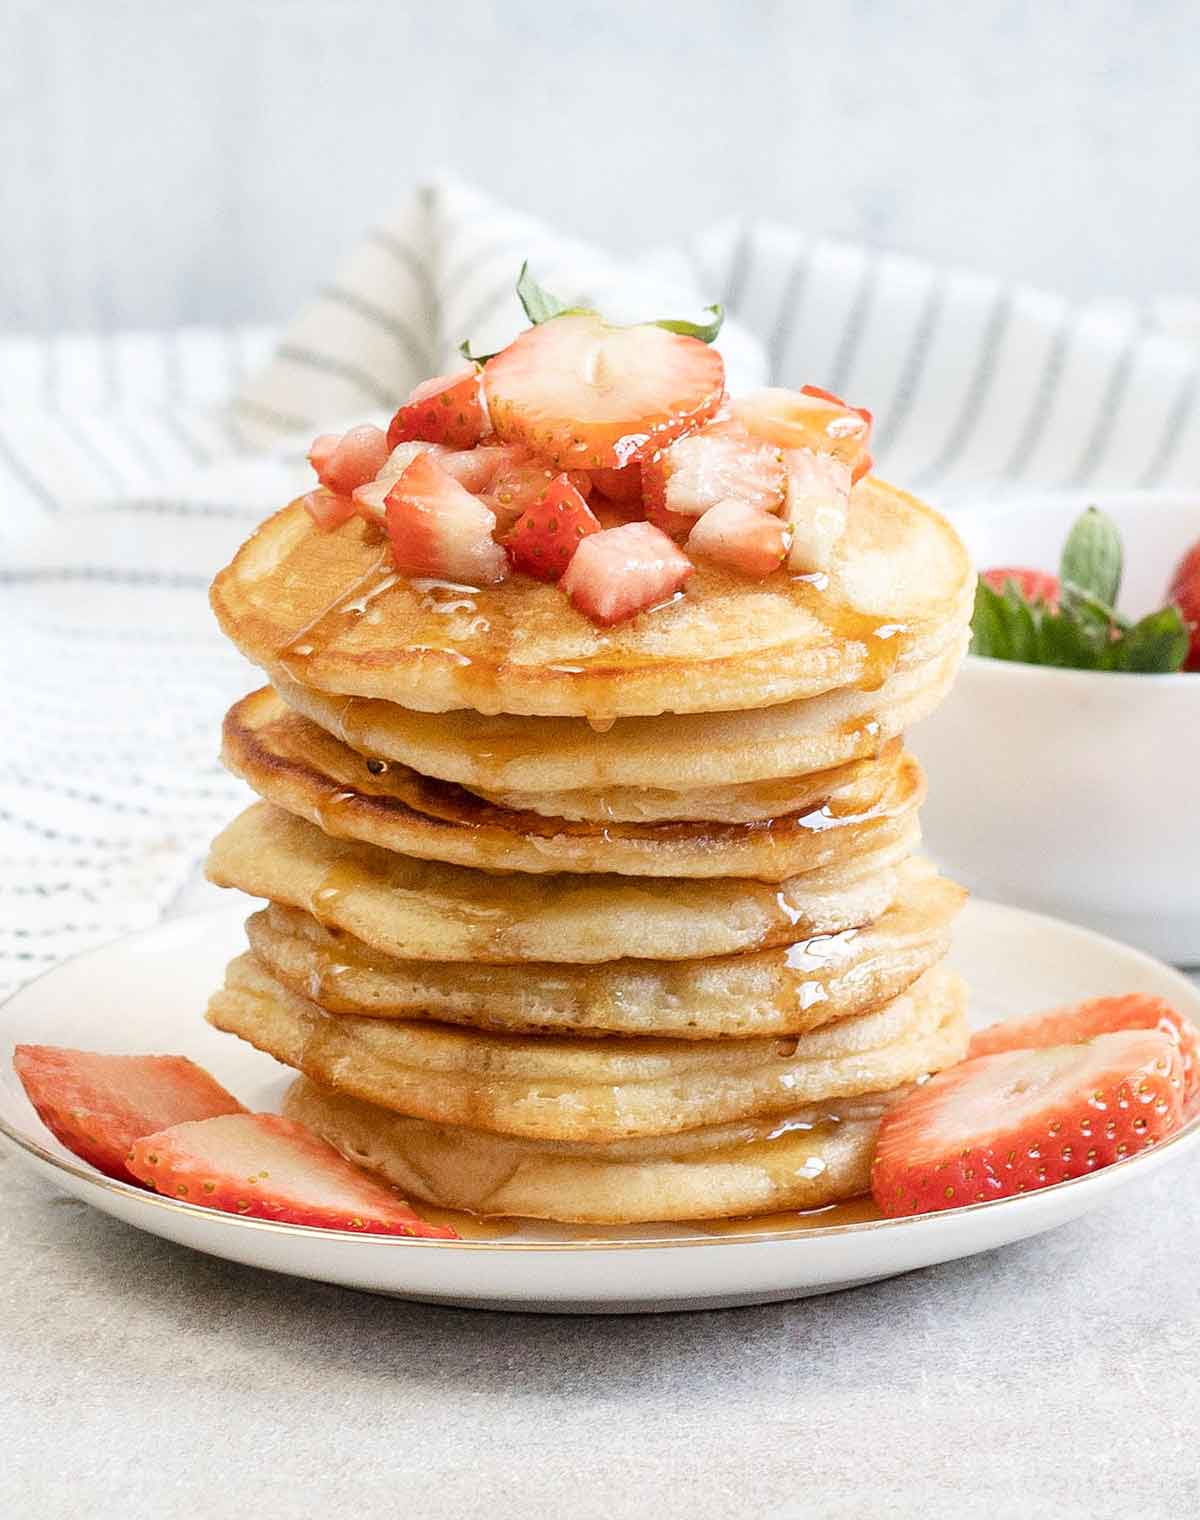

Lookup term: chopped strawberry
[871,1029,1185,1217]
[982,567,1061,608]
[387,368,487,450]
[732,387,873,482]
[352,441,453,522]
[642,428,785,540]
[506,475,601,581]
[783,448,850,572]
[309,424,391,496]
[438,444,525,494]
[484,313,725,470]
[589,464,644,508]
[12,1045,244,1184]
[685,498,790,580]
[307,433,339,480]
[384,451,508,584]
[301,487,357,533]
[560,520,693,626]
[483,463,592,529]
[126,1112,457,1237]
[969,993,1200,1117]
[1167,540,1200,671]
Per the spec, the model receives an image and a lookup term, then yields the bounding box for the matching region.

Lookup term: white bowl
[913,491,1200,965]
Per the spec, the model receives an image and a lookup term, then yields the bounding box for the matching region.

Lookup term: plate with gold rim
[2,898,1198,1314]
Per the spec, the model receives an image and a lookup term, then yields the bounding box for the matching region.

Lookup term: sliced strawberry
[309,424,391,496]
[387,368,487,450]
[384,451,508,584]
[438,443,525,494]
[642,428,785,541]
[969,993,1200,1117]
[560,520,693,626]
[127,1112,457,1237]
[732,387,873,482]
[589,464,644,508]
[506,475,601,581]
[1167,540,1200,671]
[12,1045,245,1184]
[685,498,790,580]
[484,313,724,470]
[301,487,357,533]
[982,567,1061,608]
[783,448,850,572]
[871,1029,1185,1217]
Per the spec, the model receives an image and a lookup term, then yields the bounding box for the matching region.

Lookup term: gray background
[4,0,1198,334]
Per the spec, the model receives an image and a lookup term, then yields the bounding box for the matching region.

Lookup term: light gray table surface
[3,979,1198,1520]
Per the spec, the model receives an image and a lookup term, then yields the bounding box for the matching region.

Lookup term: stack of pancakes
[204,476,975,1223]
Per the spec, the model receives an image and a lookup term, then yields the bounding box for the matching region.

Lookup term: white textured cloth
[2,179,1198,995]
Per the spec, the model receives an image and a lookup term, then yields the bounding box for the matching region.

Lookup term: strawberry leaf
[1060,506,1122,611]
[1102,605,1189,673]
[516,261,579,325]
[515,263,725,342]
[654,305,726,343]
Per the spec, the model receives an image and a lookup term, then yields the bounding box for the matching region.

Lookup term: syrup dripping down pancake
[246,862,963,1039]
[221,688,924,882]
[206,801,921,964]
[208,956,967,1142]
[211,478,973,718]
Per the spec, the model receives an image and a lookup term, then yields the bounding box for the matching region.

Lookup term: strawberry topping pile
[300,264,874,625]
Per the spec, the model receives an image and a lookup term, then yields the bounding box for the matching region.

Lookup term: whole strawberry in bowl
[912,493,1200,964]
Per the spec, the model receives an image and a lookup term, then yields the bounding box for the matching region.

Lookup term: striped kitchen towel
[1,177,1198,995]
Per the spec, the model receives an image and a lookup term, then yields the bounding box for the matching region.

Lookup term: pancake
[285,1077,898,1222]
[206,801,920,963]
[246,861,964,1038]
[207,956,968,1141]
[222,688,924,882]
[267,636,964,798]
[210,478,973,717]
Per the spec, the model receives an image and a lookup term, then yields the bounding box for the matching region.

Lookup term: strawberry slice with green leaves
[642,427,785,539]
[560,520,693,625]
[871,1029,1185,1217]
[387,368,487,450]
[308,425,392,497]
[484,311,725,471]
[127,1112,458,1237]
[384,451,508,584]
[973,506,1190,672]
[12,1045,245,1184]
[732,386,873,482]
[506,475,601,581]
[685,499,790,580]
[969,993,1200,1117]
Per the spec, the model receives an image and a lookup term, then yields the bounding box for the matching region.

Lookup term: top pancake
[210,478,972,719]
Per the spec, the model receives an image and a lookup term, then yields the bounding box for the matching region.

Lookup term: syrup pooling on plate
[693,1196,884,1236]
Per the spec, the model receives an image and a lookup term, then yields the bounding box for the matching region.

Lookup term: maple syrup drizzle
[308,860,369,926]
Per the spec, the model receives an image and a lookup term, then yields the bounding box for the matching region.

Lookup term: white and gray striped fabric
[2,178,1198,996]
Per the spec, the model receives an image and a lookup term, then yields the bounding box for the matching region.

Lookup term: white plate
[2,899,1198,1314]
